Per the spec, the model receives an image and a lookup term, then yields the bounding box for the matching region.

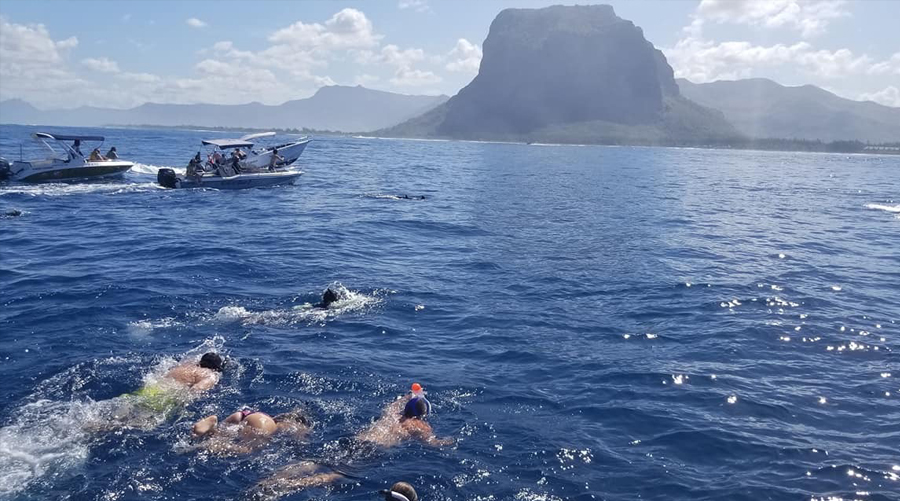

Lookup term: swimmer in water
[94,352,224,430]
[356,383,453,448]
[381,482,418,501]
[315,287,341,309]
[191,408,311,456]
[252,383,452,499]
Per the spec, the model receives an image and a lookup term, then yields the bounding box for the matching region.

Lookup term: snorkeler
[252,383,452,499]
[381,482,418,501]
[97,352,224,429]
[356,383,452,448]
[191,408,311,456]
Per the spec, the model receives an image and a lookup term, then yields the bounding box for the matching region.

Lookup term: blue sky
[1,0,898,109]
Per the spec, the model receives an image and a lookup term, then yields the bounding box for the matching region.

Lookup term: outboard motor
[0,158,11,181]
[157,168,179,188]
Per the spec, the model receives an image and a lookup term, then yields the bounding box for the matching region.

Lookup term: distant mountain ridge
[381,5,738,144]
[677,78,900,143]
[0,86,449,133]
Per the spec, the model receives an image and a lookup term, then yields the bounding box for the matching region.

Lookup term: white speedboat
[157,167,302,189]
[0,133,133,182]
[237,132,310,169]
[155,133,307,190]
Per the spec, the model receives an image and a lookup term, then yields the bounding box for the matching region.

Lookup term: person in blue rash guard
[253,383,452,499]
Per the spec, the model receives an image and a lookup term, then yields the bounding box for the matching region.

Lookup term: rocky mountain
[0,86,448,132]
[677,78,900,143]
[382,5,737,144]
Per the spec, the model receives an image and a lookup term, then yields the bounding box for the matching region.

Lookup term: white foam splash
[128,163,184,176]
[0,337,224,495]
[0,180,161,198]
[127,317,182,335]
[866,203,900,219]
[213,284,383,327]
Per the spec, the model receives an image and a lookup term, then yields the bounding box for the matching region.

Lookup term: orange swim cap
[411,383,423,393]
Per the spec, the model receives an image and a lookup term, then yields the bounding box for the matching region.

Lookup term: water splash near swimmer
[0,336,225,496]
[212,283,386,326]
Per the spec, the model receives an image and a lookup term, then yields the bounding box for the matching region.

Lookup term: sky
[0,0,898,110]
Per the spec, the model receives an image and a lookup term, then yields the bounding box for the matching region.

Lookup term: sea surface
[1,124,898,501]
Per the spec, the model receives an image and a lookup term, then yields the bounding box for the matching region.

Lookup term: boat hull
[14,161,134,183]
[159,169,303,190]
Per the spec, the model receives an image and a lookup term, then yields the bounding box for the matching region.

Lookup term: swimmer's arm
[203,437,256,456]
[192,415,218,437]
[405,420,455,447]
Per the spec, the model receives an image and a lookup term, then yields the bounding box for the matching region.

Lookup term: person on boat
[381,482,418,501]
[69,140,83,161]
[230,150,243,174]
[89,148,106,162]
[106,146,118,160]
[253,383,452,498]
[186,154,203,181]
[191,408,311,456]
[268,148,284,171]
[211,150,224,167]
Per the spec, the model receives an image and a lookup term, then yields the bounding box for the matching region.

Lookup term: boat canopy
[33,132,105,142]
[201,138,255,149]
[240,132,277,141]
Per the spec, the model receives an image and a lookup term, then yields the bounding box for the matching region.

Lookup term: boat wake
[213,284,385,327]
[0,180,162,198]
[0,338,225,496]
[866,203,900,218]
[364,193,427,201]
[128,162,184,177]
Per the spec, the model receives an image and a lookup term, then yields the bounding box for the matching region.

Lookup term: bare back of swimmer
[191,408,311,456]
[252,384,452,499]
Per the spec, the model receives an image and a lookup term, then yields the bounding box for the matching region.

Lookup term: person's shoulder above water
[165,352,223,391]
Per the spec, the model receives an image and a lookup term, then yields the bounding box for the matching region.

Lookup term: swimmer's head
[321,288,340,308]
[382,482,417,501]
[402,396,429,419]
[199,352,224,372]
[411,383,423,394]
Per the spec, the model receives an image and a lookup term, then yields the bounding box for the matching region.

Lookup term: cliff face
[439,5,674,136]
[383,5,735,143]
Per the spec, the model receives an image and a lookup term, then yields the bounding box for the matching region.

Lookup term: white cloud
[269,8,381,50]
[664,9,896,84]
[186,18,208,29]
[858,86,900,107]
[398,0,430,13]
[122,13,132,22]
[867,52,900,76]
[82,57,120,73]
[445,38,482,73]
[353,73,380,86]
[0,17,86,106]
[696,0,849,38]
[380,44,425,68]
[371,44,442,87]
[390,67,441,87]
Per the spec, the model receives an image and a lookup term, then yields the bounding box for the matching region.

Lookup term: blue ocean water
[1,123,898,501]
